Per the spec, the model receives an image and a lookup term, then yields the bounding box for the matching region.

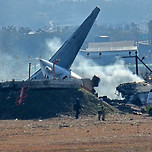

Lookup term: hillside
[0,88,117,120]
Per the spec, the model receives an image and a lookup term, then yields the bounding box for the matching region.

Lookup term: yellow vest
[97,103,102,111]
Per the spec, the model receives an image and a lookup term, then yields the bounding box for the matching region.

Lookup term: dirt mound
[0,88,116,119]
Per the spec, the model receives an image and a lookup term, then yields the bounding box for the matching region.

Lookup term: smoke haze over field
[0,52,29,81]
[46,37,143,99]
[45,37,62,59]
[0,37,144,99]
[72,56,143,99]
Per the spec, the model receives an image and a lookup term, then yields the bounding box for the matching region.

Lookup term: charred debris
[116,81,152,106]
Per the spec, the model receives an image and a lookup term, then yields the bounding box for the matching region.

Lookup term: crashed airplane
[30,7,100,80]
[0,6,101,109]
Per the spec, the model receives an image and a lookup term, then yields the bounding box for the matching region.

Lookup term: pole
[53,59,60,79]
[122,51,152,76]
[135,51,139,75]
[53,63,55,78]
[137,56,152,73]
[29,63,31,80]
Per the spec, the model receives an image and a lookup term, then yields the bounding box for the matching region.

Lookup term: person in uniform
[97,97,105,121]
[73,98,81,119]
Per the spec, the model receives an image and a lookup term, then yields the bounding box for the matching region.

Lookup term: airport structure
[79,20,152,78]
[80,40,137,66]
[138,20,152,65]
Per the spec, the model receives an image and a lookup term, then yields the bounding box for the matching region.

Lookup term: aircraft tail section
[30,7,100,80]
[50,7,100,69]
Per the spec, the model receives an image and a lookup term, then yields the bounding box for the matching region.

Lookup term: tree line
[0,22,147,59]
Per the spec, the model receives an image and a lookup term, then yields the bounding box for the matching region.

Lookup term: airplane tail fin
[50,7,100,69]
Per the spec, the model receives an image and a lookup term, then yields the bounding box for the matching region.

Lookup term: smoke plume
[72,55,143,99]
[46,39,143,99]
[0,51,29,81]
[0,36,143,100]
[45,37,62,59]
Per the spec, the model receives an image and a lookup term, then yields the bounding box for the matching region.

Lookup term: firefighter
[97,97,105,121]
[73,98,81,119]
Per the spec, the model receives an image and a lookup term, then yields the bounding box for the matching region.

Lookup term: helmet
[100,98,103,101]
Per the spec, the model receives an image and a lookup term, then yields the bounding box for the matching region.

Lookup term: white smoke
[45,37,62,59]
[0,37,62,81]
[72,55,143,99]
[0,52,29,81]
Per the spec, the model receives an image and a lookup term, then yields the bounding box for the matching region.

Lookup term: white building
[80,41,137,66]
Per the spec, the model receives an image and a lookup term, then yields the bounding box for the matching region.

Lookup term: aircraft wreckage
[0,7,101,105]
[116,81,152,105]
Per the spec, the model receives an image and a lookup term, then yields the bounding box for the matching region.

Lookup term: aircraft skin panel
[30,69,43,80]
[30,7,100,80]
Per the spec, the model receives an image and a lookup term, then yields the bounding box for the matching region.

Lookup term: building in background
[79,33,152,78]
[80,40,137,66]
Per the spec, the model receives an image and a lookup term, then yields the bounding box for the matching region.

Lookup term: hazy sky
[0,0,152,29]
